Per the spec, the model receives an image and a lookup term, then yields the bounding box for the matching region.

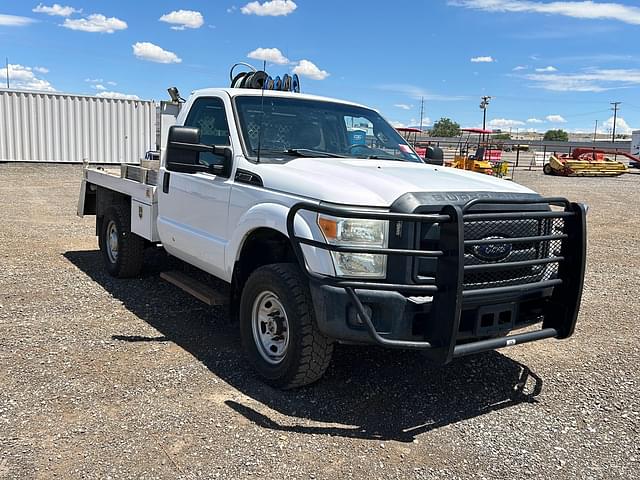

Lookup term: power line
[611,102,621,142]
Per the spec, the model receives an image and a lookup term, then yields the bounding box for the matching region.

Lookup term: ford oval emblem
[473,236,512,262]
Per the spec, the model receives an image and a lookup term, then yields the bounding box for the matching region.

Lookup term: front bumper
[287,196,587,364]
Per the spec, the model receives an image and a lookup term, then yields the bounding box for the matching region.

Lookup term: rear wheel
[239,263,334,389]
[543,163,554,175]
[99,205,144,278]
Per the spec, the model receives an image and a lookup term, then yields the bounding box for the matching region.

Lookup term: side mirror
[166,126,231,175]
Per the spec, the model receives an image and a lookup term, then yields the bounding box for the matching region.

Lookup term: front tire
[239,263,334,389]
[99,205,144,278]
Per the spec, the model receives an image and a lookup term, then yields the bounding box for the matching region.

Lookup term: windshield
[234,96,423,163]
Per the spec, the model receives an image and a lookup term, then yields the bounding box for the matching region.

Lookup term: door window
[185,97,231,168]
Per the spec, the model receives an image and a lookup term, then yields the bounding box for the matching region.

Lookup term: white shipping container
[632,130,640,157]
[0,89,156,164]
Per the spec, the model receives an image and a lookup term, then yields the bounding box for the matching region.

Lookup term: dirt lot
[1,164,638,479]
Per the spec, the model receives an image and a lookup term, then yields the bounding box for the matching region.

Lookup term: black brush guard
[286,197,587,364]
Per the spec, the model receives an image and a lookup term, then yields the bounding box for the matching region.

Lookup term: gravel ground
[0,163,638,479]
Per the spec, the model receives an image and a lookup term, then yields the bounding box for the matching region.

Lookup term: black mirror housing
[168,125,200,145]
[166,126,232,176]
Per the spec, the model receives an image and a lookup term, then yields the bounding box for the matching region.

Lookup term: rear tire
[543,163,554,175]
[99,205,144,278]
[239,263,334,389]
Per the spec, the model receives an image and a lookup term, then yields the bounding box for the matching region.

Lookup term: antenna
[5,58,9,89]
[256,60,267,164]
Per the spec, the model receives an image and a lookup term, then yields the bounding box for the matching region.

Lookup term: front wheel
[239,263,334,389]
[543,163,554,175]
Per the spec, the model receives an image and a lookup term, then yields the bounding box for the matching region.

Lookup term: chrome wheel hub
[106,220,119,263]
[251,291,290,365]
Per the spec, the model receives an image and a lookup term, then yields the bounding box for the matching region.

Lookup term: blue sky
[1,0,640,135]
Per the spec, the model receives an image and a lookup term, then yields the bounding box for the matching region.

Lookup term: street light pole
[480,96,491,143]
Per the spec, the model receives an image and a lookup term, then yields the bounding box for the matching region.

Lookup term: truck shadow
[64,248,543,443]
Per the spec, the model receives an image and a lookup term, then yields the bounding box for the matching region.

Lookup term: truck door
[157,96,233,279]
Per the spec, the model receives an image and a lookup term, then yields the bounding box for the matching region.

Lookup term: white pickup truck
[78,82,587,389]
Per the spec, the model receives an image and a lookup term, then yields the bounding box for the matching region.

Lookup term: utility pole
[611,102,621,143]
[480,96,491,143]
[593,119,598,142]
[419,96,424,133]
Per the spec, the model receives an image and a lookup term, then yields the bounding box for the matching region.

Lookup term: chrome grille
[418,216,566,290]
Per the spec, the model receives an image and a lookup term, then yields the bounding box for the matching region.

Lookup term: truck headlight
[317,214,388,278]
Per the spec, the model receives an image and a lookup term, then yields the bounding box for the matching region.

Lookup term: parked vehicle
[504,144,530,152]
[451,128,509,177]
[78,71,587,388]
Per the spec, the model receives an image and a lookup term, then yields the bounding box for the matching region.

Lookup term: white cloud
[600,116,633,135]
[227,6,238,13]
[93,84,106,91]
[524,68,640,92]
[63,14,127,33]
[410,117,432,127]
[132,42,182,64]
[33,66,49,73]
[546,114,567,123]
[394,104,413,110]
[159,10,204,30]
[535,65,558,72]
[489,118,525,128]
[107,80,117,86]
[96,91,140,100]
[241,0,297,16]
[471,56,495,63]
[247,47,290,65]
[513,65,528,71]
[0,64,54,91]
[377,84,467,101]
[390,121,408,128]
[32,3,79,17]
[292,59,329,80]
[449,0,640,25]
[0,14,36,26]
[527,118,544,123]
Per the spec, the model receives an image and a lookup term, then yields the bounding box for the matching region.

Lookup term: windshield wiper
[285,148,346,158]
[252,148,346,159]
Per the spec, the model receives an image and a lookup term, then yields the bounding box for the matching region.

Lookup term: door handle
[163,172,170,193]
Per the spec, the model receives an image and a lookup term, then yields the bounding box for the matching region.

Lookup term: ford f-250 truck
[78,80,586,389]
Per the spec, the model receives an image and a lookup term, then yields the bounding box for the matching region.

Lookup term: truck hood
[254,158,535,207]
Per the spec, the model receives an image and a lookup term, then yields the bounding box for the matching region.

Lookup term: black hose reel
[229,62,301,92]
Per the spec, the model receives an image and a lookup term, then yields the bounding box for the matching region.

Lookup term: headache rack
[286,197,587,364]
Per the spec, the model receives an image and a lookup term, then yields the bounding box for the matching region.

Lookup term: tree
[430,117,461,137]
[543,129,569,142]
[493,133,512,140]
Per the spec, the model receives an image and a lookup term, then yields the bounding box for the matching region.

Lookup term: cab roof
[190,87,368,109]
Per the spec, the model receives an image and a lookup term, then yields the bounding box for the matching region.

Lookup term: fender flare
[225,202,334,280]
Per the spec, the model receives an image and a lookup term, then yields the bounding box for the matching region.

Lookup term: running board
[160,270,228,306]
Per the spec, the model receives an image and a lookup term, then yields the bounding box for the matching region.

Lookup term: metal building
[632,130,640,157]
[0,89,156,164]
